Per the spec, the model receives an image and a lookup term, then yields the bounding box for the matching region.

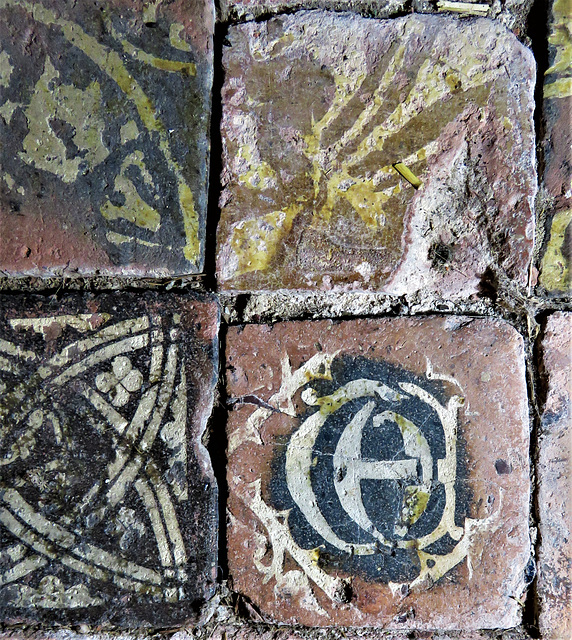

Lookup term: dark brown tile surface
[537,312,572,639]
[217,12,536,297]
[0,292,219,626]
[226,317,531,629]
[0,0,214,277]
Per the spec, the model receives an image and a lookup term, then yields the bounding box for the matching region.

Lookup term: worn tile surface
[0,293,219,626]
[538,0,571,294]
[0,0,214,277]
[217,12,536,296]
[537,312,572,639]
[226,317,531,629]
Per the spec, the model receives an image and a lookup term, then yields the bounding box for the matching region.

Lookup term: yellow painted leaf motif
[19,58,109,183]
[100,151,161,232]
[303,55,492,229]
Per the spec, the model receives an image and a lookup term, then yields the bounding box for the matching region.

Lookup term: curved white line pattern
[287,375,462,555]
[0,313,190,599]
[286,379,404,556]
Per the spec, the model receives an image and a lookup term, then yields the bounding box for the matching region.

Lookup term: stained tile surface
[0,293,219,626]
[217,12,536,296]
[0,0,214,276]
[537,312,572,639]
[226,317,531,629]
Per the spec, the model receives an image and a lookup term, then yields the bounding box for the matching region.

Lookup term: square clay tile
[0,292,219,626]
[217,12,536,297]
[537,312,572,639]
[226,317,531,630]
[0,0,214,277]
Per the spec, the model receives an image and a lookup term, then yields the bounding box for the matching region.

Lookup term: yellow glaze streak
[546,0,572,76]
[237,144,277,189]
[544,77,572,99]
[119,36,196,76]
[0,50,13,87]
[544,0,572,98]
[540,209,572,291]
[231,204,302,276]
[403,486,430,526]
[169,24,192,53]
[318,172,390,228]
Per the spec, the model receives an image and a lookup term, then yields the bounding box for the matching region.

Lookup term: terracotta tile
[537,312,572,639]
[0,292,219,626]
[217,12,536,297]
[0,0,214,277]
[226,317,531,629]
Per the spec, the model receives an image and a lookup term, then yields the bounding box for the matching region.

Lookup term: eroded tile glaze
[537,313,572,639]
[0,292,219,626]
[0,0,214,276]
[217,12,536,297]
[226,317,531,629]
[539,0,572,295]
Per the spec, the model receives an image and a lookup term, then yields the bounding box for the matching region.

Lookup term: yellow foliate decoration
[19,58,109,183]
[101,152,161,232]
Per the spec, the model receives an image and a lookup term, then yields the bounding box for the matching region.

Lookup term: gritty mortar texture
[219,0,535,37]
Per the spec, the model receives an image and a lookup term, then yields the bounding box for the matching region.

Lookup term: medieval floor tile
[0,0,214,277]
[226,317,531,629]
[538,0,571,295]
[217,12,536,297]
[537,312,572,639]
[0,292,219,626]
